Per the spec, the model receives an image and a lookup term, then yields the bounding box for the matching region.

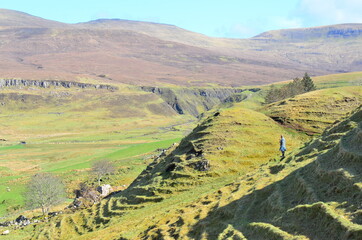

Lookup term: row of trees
[265,73,316,104]
[23,160,116,216]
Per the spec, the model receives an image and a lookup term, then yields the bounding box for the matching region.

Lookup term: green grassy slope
[140,107,362,240]
[28,104,309,239]
[262,86,362,135]
[27,90,362,240]
[0,84,195,216]
[313,71,362,89]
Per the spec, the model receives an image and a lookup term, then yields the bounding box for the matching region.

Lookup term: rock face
[191,159,210,171]
[141,86,260,117]
[97,184,113,197]
[0,79,117,90]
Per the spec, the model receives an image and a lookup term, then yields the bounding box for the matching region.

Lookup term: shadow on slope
[141,107,362,240]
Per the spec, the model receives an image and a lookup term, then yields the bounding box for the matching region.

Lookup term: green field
[0,85,195,216]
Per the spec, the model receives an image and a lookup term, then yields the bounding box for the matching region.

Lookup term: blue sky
[2,0,362,38]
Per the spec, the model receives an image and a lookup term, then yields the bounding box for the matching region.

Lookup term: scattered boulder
[2,230,9,235]
[159,150,167,157]
[189,159,210,171]
[97,184,113,197]
[15,215,27,223]
[195,159,210,171]
[48,212,59,217]
[71,183,101,209]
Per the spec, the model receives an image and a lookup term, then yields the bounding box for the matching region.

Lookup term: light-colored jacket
[280,137,286,151]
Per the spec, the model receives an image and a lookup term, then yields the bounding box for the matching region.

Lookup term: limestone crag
[0,79,118,90]
[141,86,260,116]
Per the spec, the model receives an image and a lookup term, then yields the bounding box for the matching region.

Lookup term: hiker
[280,135,286,158]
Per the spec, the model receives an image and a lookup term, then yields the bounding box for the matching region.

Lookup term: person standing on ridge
[280,135,286,158]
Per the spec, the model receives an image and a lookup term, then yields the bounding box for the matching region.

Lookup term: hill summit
[0,9,361,86]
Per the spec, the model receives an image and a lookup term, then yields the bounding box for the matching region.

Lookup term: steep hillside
[0,9,361,86]
[141,107,362,239]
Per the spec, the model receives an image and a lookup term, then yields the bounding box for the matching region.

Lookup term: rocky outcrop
[0,79,118,90]
[97,184,113,197]
[141,86,260,117]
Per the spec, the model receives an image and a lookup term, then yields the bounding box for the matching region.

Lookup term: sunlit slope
[140,107,362,240]
[30,106,308,239]
[0,84,194,215]
[314,71,362,89]
[0,86,183,143]
[262,86,362,134]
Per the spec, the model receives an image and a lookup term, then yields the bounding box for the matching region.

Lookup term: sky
[2,0,362,38]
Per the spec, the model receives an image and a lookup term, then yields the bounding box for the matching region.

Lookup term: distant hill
[0,9,67,28]
[254,23,362,41]
[0,9,361,86]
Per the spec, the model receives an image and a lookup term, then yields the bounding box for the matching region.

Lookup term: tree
[265,73,316,104]
[91,160,116,186]
[24,173,66,216]
[290,77,304,96]
[301,72,316,92]
[265,85,281,104]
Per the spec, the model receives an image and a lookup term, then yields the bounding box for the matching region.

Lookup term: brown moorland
[0,9,362,86]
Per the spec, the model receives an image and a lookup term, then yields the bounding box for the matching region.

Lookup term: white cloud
[298,0,362,25]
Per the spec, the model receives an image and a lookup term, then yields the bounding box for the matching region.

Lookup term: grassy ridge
[140,107,362,240]
[262,86,362,134]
